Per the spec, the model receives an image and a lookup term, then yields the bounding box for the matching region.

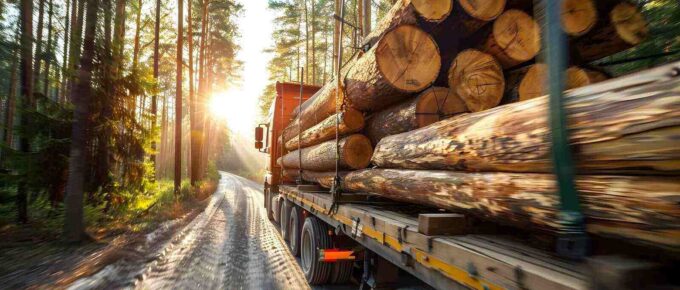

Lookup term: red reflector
[320,248,355,262]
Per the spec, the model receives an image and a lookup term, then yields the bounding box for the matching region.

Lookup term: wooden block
[297,184,324,192]
[587,255,665,290]
[418,213,466,236]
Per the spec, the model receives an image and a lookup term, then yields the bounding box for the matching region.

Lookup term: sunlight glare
[209,89,255,134]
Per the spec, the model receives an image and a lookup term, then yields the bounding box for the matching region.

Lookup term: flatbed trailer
[273,185,589,290]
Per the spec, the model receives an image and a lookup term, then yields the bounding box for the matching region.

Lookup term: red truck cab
[255,82,320,208]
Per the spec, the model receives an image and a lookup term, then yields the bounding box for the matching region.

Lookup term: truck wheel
[288,206,302,256]
[330,261,353,284]
[280,200,290,241]
[301,217,332,284]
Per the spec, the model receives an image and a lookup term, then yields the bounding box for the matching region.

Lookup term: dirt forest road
[69,172,311,290]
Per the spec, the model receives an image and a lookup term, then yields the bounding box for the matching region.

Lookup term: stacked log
[364,87,468,145]
[279,134,373,172]
[285,108,364,151]
[274,0,672,254]
[447,49,505,112]
[371,72,680,174]
[478,9,542,69]
[341,169,680,251]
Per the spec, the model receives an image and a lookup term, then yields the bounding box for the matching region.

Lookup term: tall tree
[16,0,34,223]
[175,0,184,194]
[32,0,45,92]
[188,0,198,185]
[63,0,99,242]
[151,0,160,166]
[43,0,54,98]
[59,0,71,101]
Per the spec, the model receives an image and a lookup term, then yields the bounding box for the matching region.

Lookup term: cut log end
[415,87,468,127]
[342,134,373,170]
[343,108,365,131]
[490,9,541,68]
[448,49,505,112]
[376,24,441,93]
[612,2,648,46]
[411,0,453,22]
[561,0,597,36]
[459,0,506,21]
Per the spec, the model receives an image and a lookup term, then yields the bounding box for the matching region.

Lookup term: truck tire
[280,200,290,241]
[330,261,353,284]
[301,217,332,284]
[288,206,302,257]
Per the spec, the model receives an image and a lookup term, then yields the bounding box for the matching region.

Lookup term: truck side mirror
[254,126,264,149]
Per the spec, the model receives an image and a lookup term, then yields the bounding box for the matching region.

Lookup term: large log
[572,1,648,62]
[361,0,453,48]
[285,108,365,151]
[374,62,680,174]
[504,64,608,103]
[284,24,440,142]
[478,9,541,69]
[279,134,373,171]
[447,49,505,112]
[342,169,680,251]
[364,87,468,145]
[344,24,440,112]
[284,170,348,189]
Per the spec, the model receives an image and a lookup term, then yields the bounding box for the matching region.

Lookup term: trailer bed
[279,185,588,290]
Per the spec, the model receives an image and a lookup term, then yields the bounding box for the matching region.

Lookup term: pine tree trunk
[63,0,98,241]
[279,134,373,171]
[32,0,45,92]
[342,169,680,251]
[151,0,160,166]
[284,170,347,188]
[373,64,680,174]
[364,87,467,145]
[16,0,34,224]
[43,0,54,99]
[175,0,184,194]
[132,0,142,71]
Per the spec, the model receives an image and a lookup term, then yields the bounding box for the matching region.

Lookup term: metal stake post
[543,0,588,259]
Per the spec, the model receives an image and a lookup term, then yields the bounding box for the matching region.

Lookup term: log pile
[275,0,678,253]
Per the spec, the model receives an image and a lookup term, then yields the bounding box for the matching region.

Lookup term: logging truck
[254,0,678,288]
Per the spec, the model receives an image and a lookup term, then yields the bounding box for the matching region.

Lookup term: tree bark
[279,134,373,171]
[32,0,45,93]
[342,169,680,251]
[364,87,467,145]
[284,170,348,189]
[151,0,160,166]
[374,63,680,175]
[63,0,98,242]
[132,0,143,71]
[477,9,541,69]
[572,1,648,62]
[285,108,365,150]
[16,0,34,224]
[175,0,184,194]
[447,49,505,112]
[59,0,70,102]
[503,64,609,103]
[42,0,54,99]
